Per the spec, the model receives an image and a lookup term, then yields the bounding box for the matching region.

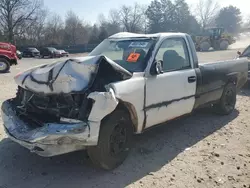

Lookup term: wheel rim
[0,61,7,71]
[224,88,235,111]
[110,123,127,156]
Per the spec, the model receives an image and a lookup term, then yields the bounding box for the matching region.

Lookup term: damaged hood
[15,55,132,94]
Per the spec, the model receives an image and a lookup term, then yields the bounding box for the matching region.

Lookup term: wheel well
[0,55,10,62]
[116,101,138,133]
[227,74,238,85]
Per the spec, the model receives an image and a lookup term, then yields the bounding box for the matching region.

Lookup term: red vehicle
[58,49,69,57]
[0,42,18,73]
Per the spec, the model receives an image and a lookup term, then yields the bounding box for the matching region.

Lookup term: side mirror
[150,60,164,75]
[237,51,242,56]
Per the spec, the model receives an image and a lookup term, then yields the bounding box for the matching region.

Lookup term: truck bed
[194,58,248,109]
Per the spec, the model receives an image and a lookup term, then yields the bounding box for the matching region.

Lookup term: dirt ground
[0,50,249,188]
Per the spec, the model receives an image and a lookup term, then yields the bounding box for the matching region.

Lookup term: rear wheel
[220,40,229,50]
[0,58,10,73]
[200,41,211,51]
[87,109,133,170]
[213,83,237,115]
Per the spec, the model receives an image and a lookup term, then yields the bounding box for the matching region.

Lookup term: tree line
[0,0,246,46]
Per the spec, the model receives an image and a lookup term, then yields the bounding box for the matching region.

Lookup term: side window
[155,38,191,72]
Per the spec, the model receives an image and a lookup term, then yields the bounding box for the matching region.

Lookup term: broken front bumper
[1,99,98,157]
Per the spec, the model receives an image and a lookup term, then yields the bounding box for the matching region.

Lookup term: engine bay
[13,86,93,126]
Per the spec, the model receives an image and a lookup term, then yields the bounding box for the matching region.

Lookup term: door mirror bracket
[150,60,164,75]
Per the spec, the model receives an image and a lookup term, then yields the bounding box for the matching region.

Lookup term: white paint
[107,33,198,132]
[110,73,145,133]
[15,56,100,94]
[87,88,119,122]
[83,88,119,145]
[145,69,197,128]
[109,32,187,39]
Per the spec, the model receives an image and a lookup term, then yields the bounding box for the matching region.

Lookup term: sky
[43,0,250,24]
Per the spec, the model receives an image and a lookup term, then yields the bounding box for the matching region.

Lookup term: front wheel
[87,109,133,170]
[200,41,211,51]
[213,83,237,115]
[0,58,10,73]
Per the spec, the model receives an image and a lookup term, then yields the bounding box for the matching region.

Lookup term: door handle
[188,76,196,83]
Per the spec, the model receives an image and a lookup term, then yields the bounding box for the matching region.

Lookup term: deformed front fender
[86,88,119,144]
[87,88,119,122]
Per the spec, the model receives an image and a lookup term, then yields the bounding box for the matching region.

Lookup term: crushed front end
[1,56,131,157]
[1,87,97,156]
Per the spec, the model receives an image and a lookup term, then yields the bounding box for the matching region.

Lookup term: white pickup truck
[1,32,248,170]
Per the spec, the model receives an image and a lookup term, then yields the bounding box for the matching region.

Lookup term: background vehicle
[58,49,69,57]
[0,42,18,73]
[192,27,236,51]
[237,45,250,81]
[1,32,248,170]
[40,47,61,58]
[22,47,40,57]
[16,50,22,59]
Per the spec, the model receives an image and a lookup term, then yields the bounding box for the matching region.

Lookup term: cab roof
[108,32,188,39]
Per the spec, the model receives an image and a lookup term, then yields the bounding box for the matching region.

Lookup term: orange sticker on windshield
[127,53,140,63]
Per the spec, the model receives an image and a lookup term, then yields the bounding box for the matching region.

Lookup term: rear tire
[213,83,237,115]
[200,41,211,51]
[220,40,229,50]
[0,58,10,73]
[87,109,133,170]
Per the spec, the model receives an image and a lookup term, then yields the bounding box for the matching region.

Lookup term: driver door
[145,37,197,128]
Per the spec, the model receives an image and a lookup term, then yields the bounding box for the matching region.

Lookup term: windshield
[89,38,156,72]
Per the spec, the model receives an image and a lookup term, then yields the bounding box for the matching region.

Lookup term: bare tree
[96,11,121,37]
[64,10,87,45]
[120,3,145,33]
[196,0,220,29]
[140,4,148,34]
[108,9,120,26]
[22,8,48,45]
[0,0,43,43]
[44,13,64,45]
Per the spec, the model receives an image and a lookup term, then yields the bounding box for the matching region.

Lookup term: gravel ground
[0,51,249,188]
